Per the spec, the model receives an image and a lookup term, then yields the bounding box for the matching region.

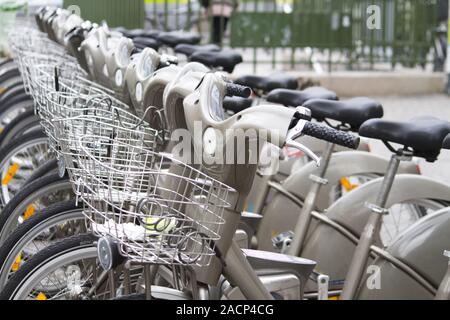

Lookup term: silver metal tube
[144,264,153,300]
[341,154,400,300]
[223,240,274,300]
[288,143,335,256]
[253,172,272,214]
[108,270,116,298]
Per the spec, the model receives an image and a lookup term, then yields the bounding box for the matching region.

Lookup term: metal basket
[25,55,86,103]
[8,27,67,93]
[55,105,159,192]
[76,135,234,266]
[25,61,91,151]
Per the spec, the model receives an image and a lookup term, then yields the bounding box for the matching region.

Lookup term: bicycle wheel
[0,234,105,300]
[23,158,58,185]
[0,78,23,102]
[0,200,85,290]
[0,130,51,207]
[332,174,448,246]
[0,98,33,136]
[0,108,38,148]
[0,87,28,111]
[0,234,145,300]
[379,199,447,246]
[0,173,73,243]
[0,68,20,88]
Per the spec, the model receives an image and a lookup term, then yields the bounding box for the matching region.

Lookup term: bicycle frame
[256,151,419,251]
[301,174,450,295]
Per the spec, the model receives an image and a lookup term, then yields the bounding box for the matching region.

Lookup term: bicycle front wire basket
[77,135,235,267]
[56,104,159,192]
[8,26,68,93]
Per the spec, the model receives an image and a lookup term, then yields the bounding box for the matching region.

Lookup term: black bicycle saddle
[303,97,383,131]
[267,87,338,107]
[359,117,450,161]
[235,73,298,94]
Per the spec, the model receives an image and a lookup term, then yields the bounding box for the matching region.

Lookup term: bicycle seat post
[341,149,413,300]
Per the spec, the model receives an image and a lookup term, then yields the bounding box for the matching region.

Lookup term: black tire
[0,173,72,243]
[0,86,27,107]
[0,233,97,300]
[0,200,84,290]
[0,58,14,69]
[23,158,58,185]
[0,79,23,100]
[0,68,20,87]
[0,94,34,121]
[0,108,39,147]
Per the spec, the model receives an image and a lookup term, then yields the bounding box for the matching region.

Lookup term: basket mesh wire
[76,135,234,266]
[55,106,159,193]
[8,24,232,267]
[8,26,68,94]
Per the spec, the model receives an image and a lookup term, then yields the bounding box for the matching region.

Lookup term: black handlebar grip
[226,83,252,98]
[303,122,360,150]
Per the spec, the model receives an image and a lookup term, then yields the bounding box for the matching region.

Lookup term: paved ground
[363,94,450,185]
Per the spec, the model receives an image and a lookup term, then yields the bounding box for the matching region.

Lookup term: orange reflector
[2,163,19,186]
[328,295,340,300]
[416,164,422,175]
[24,204,36,220]
[340,177,358,192]
[11,254,22,272]
[36,292,47,300]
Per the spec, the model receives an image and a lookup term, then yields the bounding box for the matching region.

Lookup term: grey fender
[357,208,450,299]
[297,135,370,155]
[301,175,450,292]
[273,137,371,180]
[285,152,418,211]
[256,152,419,251]
[326,174,450,237]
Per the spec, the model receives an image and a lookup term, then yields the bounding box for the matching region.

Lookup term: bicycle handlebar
[226,83,252,98]
[303,122,360,150]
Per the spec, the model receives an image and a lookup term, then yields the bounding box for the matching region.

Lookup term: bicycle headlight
[138,56,154,79]
[209,84,225,121]
[117,43,130,67]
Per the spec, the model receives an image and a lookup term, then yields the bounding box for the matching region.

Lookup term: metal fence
[63,0,145,29]
[144,0,440,72]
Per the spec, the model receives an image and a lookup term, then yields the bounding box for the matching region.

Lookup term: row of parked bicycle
[0,6,449,300]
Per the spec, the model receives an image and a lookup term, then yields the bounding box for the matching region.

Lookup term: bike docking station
[1,2,450,311]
